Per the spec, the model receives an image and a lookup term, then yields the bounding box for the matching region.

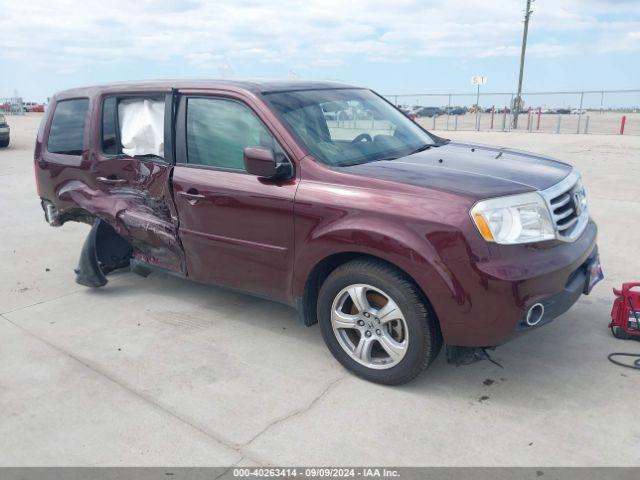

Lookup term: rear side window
[186,97,282,170]
[100,95,165,158]
[47,98,89,155]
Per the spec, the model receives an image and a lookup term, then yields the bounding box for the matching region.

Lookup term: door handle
[177,191,205,200]
[97,176,127,185]
[177,190,206,205]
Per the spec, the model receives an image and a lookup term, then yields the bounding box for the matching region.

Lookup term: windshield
[264,89,436,166]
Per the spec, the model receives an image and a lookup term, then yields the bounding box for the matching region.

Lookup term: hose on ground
[608,352,640,370]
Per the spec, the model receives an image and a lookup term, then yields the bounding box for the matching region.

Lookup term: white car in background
[0,114,10,147]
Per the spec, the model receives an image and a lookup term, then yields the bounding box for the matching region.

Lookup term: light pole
[475,83,480,130]
[471,76,486,131]
[513,0,533,129]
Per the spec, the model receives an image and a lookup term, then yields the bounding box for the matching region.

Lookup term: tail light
[34,141,41,197]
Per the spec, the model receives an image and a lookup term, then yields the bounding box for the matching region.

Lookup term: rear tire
[317,259,441,385]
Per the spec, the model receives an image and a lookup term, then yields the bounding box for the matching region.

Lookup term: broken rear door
[85,92,185,273]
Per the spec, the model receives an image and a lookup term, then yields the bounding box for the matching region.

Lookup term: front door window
[186,97,286,170]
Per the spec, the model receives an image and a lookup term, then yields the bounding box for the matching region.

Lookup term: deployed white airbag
[118,98,164,157]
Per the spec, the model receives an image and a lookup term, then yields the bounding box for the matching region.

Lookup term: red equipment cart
[610,283,640,339]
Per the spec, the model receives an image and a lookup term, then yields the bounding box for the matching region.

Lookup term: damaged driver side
[40,91,186,287]
[75,219,132,287]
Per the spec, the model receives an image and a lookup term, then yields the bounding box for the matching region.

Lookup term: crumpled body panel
[58,180,185,273]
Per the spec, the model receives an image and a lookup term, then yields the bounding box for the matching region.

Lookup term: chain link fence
[386,90,640,135]
[0,97,26,115]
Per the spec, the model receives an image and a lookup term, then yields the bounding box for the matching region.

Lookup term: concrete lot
[1,114,639,466]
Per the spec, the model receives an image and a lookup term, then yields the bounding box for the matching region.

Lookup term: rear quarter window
[47,98,89,155]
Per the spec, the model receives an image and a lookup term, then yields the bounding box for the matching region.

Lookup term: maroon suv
[34,80,601,384]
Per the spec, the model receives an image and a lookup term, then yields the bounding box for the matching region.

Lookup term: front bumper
[440,220,598,347]
[513,246,598,332]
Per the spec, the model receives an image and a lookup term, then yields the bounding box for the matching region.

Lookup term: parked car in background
[23,102,37,112]
[34,80,601,385]
[445,106,466,115]
[21,102,46,113]
[0,114,9,147]
[398,106,417,120]
[543,108,571,115]
[413,106,442,118]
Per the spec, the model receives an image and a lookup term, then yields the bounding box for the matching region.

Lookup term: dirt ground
[1,113,639,466]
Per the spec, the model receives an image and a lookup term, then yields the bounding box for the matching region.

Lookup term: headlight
[470,192,555,244]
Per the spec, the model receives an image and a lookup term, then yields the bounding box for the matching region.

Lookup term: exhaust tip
[525,303,545,326]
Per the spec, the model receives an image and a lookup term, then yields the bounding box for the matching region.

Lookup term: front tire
[318,259,441,385]
[0,139,9,148]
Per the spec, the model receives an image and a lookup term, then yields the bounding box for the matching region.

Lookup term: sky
[0,0,638,105]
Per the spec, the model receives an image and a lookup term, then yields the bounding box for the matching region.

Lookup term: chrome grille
[550,190,579,234]
[540,170,589,242]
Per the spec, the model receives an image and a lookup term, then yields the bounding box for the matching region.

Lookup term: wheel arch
[292,219,465,330]
[296,251,443,341]
[56,206,96,226]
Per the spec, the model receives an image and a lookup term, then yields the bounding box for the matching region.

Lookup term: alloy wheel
[330,283,409,369]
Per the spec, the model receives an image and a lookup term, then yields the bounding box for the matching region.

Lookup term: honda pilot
[34,81,601,384]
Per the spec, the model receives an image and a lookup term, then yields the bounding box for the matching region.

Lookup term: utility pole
[513,0,533,129]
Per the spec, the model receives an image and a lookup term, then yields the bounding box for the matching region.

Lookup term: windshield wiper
[340,143,438,166]
[408,144,433,155]
[341,156,398,166]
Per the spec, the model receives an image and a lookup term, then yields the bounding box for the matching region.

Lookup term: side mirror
[244,146,292,179]
[244,146,277,177]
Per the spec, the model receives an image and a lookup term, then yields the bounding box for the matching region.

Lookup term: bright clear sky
[0,0,638,103]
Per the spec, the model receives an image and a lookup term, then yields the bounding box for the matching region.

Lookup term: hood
[341,141,573,199]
